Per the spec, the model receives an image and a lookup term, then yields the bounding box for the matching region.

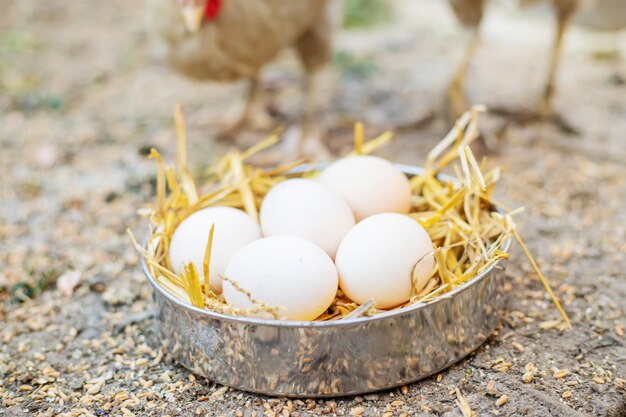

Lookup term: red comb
[204,0,221,21]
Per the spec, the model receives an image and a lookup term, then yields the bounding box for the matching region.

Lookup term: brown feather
[146,0,334,81]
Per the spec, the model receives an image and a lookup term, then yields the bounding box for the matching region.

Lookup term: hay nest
[129,104,569,325]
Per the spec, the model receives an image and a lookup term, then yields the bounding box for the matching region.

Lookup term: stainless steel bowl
[143,164,511,397]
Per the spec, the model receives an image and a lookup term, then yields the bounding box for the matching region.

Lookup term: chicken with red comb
[146,0,339,157]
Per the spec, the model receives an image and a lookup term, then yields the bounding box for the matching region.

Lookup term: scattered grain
[212,386,228,397]
[349,406,365,416]
[495,395,508,406]
[511,342,524,353]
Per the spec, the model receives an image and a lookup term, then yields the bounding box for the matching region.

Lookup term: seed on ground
[539,320,561,330]
[350,406,365,416]
[593,377,605,384]
[87,384,102,395]
[212,386,228,397]
[511,342,524,353]
[553,369,568,379]
[562,391,573,399]
[496,395,508,406]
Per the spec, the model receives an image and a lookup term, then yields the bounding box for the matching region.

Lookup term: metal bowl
[143,164,511,397]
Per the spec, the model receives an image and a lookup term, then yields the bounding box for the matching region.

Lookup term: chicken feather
[146,0,333,81]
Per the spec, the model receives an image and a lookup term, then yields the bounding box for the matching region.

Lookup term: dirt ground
[2,0,626,416]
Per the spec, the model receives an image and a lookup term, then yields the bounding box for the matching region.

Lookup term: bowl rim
[141,163,512,329]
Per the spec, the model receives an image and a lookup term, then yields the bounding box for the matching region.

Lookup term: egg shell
[335,213,435,309]
[317,155,412,221]
[260,178,355,258]
[169,206,261,292]
[223,236,338,321]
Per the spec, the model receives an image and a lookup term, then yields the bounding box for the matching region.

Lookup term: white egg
[317,155,412,221]
[335,213,435,309]
[223,236,338,320]
[260,179,355,258]
[169,206,261,292]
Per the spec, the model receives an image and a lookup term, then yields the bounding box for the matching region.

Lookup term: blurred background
[1,0,626,415]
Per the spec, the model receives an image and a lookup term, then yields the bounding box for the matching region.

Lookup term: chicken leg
[258,68,331,165]
[446,0,485,123]
[446,29,481,124]
[290,1,338,160]
[540,0,580,114]
[297,68,333,160]
[491,0,581,134]
[447,0,582,134]
[219,76,275,141]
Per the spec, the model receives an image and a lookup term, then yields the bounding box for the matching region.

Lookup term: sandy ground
[1,0,626,416]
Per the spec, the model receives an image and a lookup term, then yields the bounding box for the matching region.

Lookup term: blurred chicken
[446,0,626,123]
[576,0,626,31]
[146,0,338,156]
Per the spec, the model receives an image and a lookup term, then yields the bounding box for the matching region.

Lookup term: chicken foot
[490,0,581,135]
[445,28,481,124]
[297,69,332,160]
[540,0,579,115]
[445,0,486,123]
[218,76,276,141]
[445,0,582,136]
[269,69,332,163]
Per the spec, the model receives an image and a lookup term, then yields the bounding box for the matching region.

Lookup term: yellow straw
[511,227,570,325]
[354,121,364,155]
[203,223,215,298]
